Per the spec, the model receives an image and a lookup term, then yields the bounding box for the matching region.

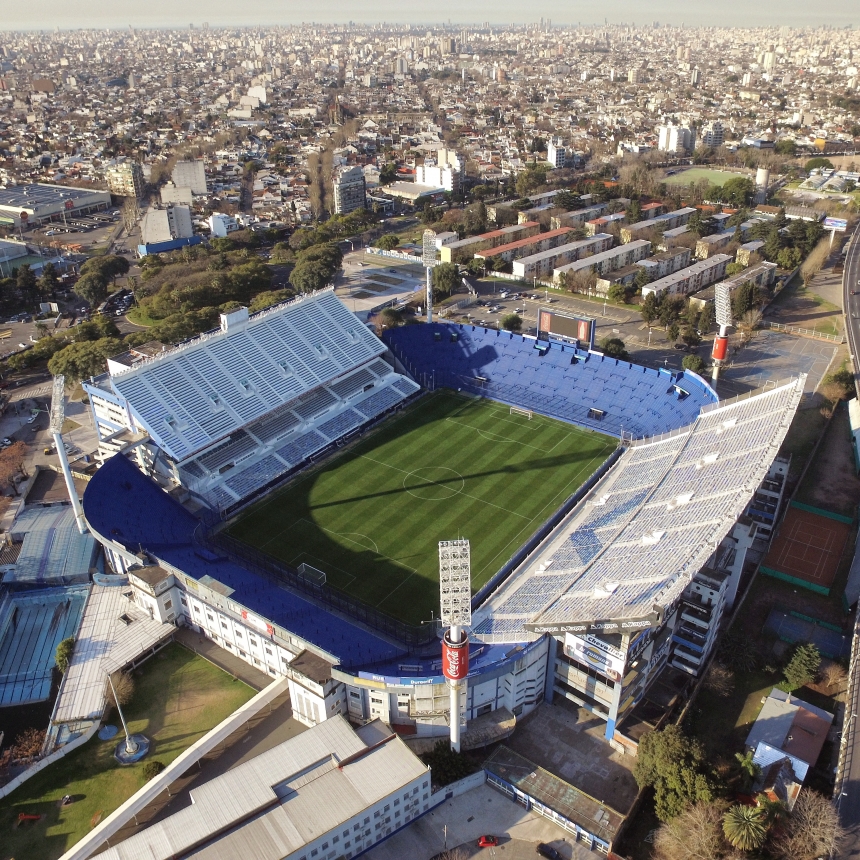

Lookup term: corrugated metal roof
[96,716,428,860]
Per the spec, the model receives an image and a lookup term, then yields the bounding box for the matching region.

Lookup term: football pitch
[227,391,615,626]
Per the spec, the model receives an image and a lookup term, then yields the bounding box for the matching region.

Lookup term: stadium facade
[80,290,805,769]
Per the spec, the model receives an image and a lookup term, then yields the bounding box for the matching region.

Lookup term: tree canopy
[635,725,721,821]
[47,337,124,384]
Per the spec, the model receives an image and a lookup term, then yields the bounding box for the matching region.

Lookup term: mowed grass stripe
[228,391,614,625]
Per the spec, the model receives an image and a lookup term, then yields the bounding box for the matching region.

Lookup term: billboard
[823,217,848,232]
[538,308,596,349]
[564,633,625,682]
[525,610,661,636]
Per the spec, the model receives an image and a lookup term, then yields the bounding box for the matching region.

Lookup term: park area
[228,391,615,625]
[0,643,256,860]
[662,167,752,187]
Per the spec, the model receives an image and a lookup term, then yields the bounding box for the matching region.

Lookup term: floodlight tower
[423,229,437,323]
[50,375,87,535]
[710,283,733,386]
[439,539,471,752]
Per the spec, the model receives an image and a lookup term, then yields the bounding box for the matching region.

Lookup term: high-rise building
[547,138,566,168]
[628,68,644,84]
[332,165,366,215]
[104,161,144,198]
[701,120,725,148]
[657,123,695,154]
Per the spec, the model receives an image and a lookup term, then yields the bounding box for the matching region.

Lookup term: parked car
[27,415,37,424]
[536,844,563,860]
[477,835,499,848]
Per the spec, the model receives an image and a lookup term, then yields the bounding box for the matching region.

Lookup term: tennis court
[763,607,851,659]
[760,503,852,595]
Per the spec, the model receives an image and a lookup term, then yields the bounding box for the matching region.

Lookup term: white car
[27,415,37,424]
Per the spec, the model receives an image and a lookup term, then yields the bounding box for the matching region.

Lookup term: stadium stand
[472,377,805,642]
[83,454,408,669]
[384,323,717,439]
[85,290,421,510]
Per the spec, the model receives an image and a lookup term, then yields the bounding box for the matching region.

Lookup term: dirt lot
[796,402,860,515]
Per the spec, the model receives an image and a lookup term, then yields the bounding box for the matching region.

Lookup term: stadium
[80,288,803,849]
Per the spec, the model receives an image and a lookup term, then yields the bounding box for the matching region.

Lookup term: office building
[415,148,464,194]
[701,120,725,148]
[657,123,695,154]
[547,138,566,168]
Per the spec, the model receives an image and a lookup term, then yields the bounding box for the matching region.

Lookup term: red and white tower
[439,540,471,752]
[711,282,733,385]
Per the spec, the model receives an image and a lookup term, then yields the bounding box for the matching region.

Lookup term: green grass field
[0,643,255,860]
[228,391,615,625]
[663,167,751,187]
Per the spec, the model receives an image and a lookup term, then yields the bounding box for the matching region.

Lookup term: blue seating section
[355,386,404,419]
[384,324,718,439]
[275,430,327,466]
[224,454,289,498]
[82,454,407,668]
[318,408,363,441]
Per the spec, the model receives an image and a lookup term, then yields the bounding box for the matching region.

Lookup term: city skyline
[1,0,858,31]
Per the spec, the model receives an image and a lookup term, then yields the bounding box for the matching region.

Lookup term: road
[838,223,860,857]
[844,225,860,400]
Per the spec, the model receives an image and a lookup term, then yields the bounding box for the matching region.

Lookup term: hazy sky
[0,0,856,32]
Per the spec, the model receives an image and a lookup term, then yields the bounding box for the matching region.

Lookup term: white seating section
[472,378,806,643]
[179,363,420,510]
[112,290,385,462]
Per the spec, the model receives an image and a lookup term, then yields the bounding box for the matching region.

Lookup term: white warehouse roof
[95,716,429,860]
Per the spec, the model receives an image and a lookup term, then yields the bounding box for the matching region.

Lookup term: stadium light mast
[50,375,87,535]
[439,539,471,753]
[423,229,437,324]
[711,283,732,387]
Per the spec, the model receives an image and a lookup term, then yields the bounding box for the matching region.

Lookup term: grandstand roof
[472,378,805,643]
[109,290,384,462]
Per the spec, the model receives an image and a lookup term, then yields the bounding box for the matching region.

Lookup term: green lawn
[228,391,615,625]
[662,167,751,187]
[0,643,255,860]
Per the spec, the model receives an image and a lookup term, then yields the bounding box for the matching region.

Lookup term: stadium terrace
[80,289,804,773]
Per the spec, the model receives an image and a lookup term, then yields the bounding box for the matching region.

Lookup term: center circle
[402,466,465,500]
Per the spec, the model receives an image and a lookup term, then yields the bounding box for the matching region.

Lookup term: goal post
[510,405,533,419]
[297,563,327,585]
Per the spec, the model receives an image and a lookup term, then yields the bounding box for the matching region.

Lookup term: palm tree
[735,750,762,791]
[723,804,768,851]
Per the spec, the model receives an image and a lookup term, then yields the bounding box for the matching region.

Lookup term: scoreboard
[537,307,596,349]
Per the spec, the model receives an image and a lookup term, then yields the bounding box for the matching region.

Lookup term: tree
[47,337,124,384]
[105,671,135,708]
[374,307,404,334]
[626,198,643,224]
[420,741,477,786]
[599,336,629,360]
[501,313,522,332]
[733,750,761,792]
[607,283,630,304]
[731,281,758,319]
[289,242,343,294]
[804,157,834,172]
[635,725,721,821]
[682,354,705,374]
[16,264,38,304]
[680,327,701,349]
[431,262,459,299]
[379,162,397,185]
[0,441,28,494]
[553,190,579,211]
[770,789,844,860]
[783,643,821,690]
[698,304,715,334]
[652,802,731,860]
[666,322,680,343]
[55,637,75,674]
[640,292,659,326]
[39,262,59,297]
[374,234,399,251]
[142,760,166,780]
[722,804,767,851]
[820,367,854,412]
[703,663,734,697]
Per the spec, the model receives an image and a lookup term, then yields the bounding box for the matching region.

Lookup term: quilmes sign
[564,632,625,682]
[823,217,848,232]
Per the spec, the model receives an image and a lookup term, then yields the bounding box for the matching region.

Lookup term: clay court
[761,502,853,595]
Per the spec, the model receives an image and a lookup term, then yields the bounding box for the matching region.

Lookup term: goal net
[510,405,533,419]
[297,563,327,585]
